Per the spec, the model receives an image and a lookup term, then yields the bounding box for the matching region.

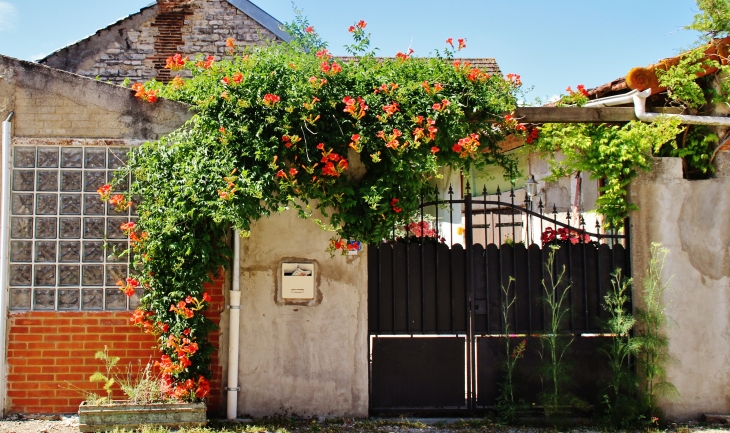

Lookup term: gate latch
[473,300,487,315]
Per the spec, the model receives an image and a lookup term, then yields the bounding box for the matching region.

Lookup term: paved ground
[1,416,729,433]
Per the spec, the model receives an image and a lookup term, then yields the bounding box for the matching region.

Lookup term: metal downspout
[226,230,241,419]
[0,112,14,418]
[585,88,730,126]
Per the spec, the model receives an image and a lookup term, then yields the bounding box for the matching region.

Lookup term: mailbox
[281,262,315,300]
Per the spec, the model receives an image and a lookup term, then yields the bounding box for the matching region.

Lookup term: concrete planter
[78,401,206,432]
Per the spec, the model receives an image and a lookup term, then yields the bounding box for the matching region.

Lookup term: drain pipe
[226,230,241,419]
[585,88,730,126]
[0,112,14,418]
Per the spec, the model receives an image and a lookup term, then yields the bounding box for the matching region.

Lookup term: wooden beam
[514,107,636,123]
[514,107,685,124]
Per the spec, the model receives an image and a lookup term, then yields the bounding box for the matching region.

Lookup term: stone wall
[629,155,730,421]
[41,0,282,85]
[228,209,369,418]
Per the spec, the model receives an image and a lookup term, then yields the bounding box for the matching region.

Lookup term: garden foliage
[104,18,526,395]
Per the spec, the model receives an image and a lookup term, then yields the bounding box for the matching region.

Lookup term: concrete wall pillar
[629,156,730,421]
[226,209,369,418]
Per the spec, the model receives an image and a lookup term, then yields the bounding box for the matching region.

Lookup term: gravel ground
[1,416,729,433]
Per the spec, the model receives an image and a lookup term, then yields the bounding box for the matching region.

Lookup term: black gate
[368,184,630,414]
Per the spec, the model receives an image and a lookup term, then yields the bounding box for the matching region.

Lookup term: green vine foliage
[529,118,682,228]
[108,21,525,395]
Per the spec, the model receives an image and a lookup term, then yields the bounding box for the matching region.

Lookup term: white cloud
[547,94,561,104]
[0,2,18,32]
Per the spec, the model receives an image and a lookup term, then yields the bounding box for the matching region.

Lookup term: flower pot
[78,401,206,432]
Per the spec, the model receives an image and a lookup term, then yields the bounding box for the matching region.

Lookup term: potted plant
[77,347,207,432]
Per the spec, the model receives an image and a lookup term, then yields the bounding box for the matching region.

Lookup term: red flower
[202,292,212,303]
[330,62,342,74]
[262,93,280,106]
[357,20,367,29]
[276,170,286,178]
[195,55,215,69]
[457,38,466,50]
[120,221,136,233]
[316,143,325,150]
[577,84,589,97]
[431,146,440,154]
[315,49,331,60]
[233,72,243,84]
[222,76,230,85]
[320,62,330,73]
[305,26,314,33]
[390,198,402,213]
[195,376,210,399]
[348,25,356,33]
[226,37,235,49]
[289,167,298,176]
[566,86,574,95]
[432,103,442,111]
[446,38,453,47]
[165,53,188,71]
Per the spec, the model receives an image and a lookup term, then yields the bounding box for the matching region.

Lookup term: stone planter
[78,401,206,432]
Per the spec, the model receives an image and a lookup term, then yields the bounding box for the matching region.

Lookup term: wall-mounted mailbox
[282,262,315,300]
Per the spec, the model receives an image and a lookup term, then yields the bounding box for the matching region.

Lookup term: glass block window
[8,146,143,311]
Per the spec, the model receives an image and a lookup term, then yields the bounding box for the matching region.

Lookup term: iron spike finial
[566,209,571,221]
[465,181,471,195]
[580,215,586,227]
[448,184,454,196]
[434,185,439,199]
[482,185,488,197]
[509,187,515,198]
[538,197,544,210]
[595,218,601,230]
[496,185,501,196]
[552,203,557,215]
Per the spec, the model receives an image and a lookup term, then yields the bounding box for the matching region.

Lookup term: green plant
[87,347,185,405]
[89,346,120,404]
[599,269,641,426]
[537,246,586,415]
[635,243,679,419]
[529,118,683,229]
[495,277,525,423]
[103,15,526,390]
[118,360,167,405]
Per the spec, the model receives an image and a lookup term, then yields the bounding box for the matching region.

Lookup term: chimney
[150,0,194,82]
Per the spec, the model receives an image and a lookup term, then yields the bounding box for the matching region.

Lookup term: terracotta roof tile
[335,56,501,75]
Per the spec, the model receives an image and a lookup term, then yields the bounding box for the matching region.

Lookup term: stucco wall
[630,156,730,421]
[228,209,369,418]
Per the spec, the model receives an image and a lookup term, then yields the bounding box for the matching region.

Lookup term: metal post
[464,192,475,411]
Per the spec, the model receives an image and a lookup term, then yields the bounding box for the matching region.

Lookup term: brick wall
[5,273,226,416]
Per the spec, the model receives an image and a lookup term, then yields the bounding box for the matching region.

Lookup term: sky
[0,0,703,102]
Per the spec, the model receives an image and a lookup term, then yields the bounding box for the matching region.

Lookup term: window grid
[8,145,142,311]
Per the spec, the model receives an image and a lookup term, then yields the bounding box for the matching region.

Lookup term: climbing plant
[102,19,526,396]
[527,0,730,228]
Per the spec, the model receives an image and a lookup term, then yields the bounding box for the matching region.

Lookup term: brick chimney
[150,0,194,82]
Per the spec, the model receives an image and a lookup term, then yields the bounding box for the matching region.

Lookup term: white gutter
[0,112,13,418]
[585,88,730,126]
[226,230,241,419]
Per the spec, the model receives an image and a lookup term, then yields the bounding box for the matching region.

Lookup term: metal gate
[367,183,631,414]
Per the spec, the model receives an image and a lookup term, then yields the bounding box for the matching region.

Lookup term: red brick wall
[151,0,193,82]
[5,274,226,415]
